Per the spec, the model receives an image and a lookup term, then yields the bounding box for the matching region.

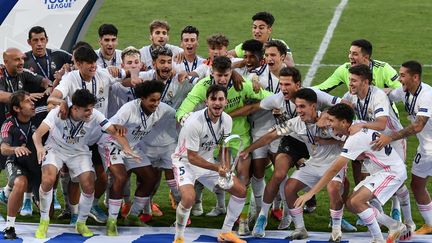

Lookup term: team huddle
[0,11,431,243]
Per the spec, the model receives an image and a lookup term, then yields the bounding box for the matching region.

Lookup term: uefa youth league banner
[0,0,104,62]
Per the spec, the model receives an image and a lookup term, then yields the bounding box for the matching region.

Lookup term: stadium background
[1,0,431,233]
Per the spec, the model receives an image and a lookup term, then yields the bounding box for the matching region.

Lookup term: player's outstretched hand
[15,145,31,157]
[294,192,314,208]
[370,133,391,151]
[36,147,46,164]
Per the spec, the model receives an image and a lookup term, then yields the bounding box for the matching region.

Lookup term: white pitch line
[303,0,349,87]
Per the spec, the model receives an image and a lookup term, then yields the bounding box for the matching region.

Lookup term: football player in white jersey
[33,89,137,239]
[233,39,265,80]
[138,46,193,109]
[372,60,432,235]
[296,103,411,243]
[140,20,183,71]
[95,24,122,69]
[173,26,205,75]
[172,84,246,243]
[234,67,342,234]
[98,80,175,234]
[260,89,345,241]
[246,40,287,220]
[107,46,142,118]
[47,45,133,224]
[137,46,191,217]
[343,64,414,229]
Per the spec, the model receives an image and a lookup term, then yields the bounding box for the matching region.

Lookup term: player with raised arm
[314,39,403,221]
[33,89,137,239]
[98,80,175,234]
[343,64,415,231]
[172,84,246,243]
[140,20,183,70]
[372,60,432,235]
[296,103,411,243]
[228,11,294,67]
[260,88,345,241]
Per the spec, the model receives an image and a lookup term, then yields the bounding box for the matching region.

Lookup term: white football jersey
[389,83,432,153]
[139,70,193,110]
[139,44,183,70]
[172,109,232,163]
[55,69,116,117]
[95,49,123,68]
[343,86,403,136]
[173,56,205,73]
[44,106,111,155]
[106,99,175,148]
[341,128,406,175]
[248,64,281,136]
[107,82,136,118]
[285,115,341,166]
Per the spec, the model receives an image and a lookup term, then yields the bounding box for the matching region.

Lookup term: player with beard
[95,24,122,68]
[372,61,432,235]
[172,84,246,243]
[140,20,183,70]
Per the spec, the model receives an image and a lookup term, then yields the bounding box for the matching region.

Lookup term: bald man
[0,48,50,203]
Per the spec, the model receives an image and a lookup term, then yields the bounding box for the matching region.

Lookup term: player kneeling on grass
[295,103,411,243]
[98,80,176,233]
[172,84,247,243]
[32,89,138,239]
[0,91,40,239]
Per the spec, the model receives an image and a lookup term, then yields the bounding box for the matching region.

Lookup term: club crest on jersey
[98,87,104,95]
[168,91,174,98]
[50,61,57,71]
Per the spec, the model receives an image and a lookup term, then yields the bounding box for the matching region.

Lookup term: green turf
[1,0,431,234]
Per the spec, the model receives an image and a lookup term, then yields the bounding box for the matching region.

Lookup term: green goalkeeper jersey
[176,76,272,141]
[314,60,400,92]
